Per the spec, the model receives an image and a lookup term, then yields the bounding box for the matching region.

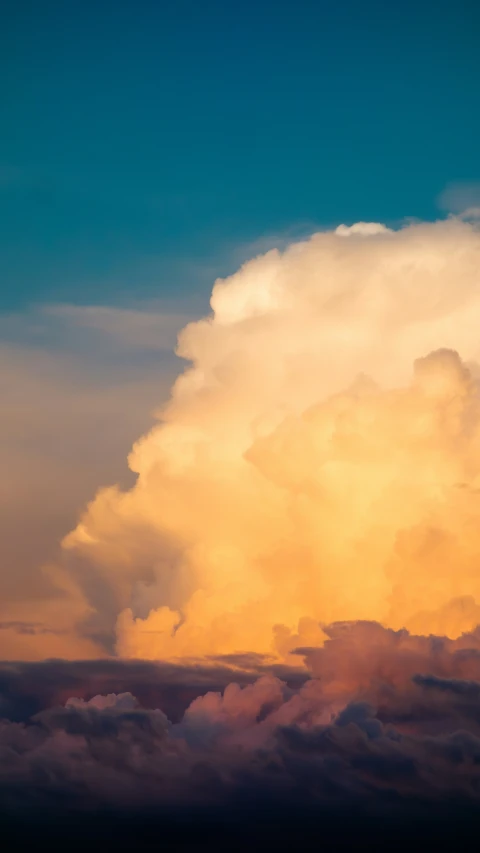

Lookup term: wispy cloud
[0,301,192,659]
[438,181,480,218]
[42,304,192,352]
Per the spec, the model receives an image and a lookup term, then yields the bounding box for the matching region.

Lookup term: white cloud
[334,222,392,236]
[60,218,480,662]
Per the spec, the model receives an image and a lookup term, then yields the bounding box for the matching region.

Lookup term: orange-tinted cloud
[61,218,480,659]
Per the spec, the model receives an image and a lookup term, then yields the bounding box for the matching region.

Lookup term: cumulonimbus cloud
[57,217,480,660]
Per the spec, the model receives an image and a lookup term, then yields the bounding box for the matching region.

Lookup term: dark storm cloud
[3,622,480,850]
[0,655,307,723]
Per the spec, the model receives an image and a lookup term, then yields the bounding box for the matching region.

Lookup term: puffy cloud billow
[60,217,480,659]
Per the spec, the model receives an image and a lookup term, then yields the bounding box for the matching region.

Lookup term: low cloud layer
[2,621,480,848]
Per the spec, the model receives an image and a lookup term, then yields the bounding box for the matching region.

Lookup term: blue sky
[1,0,479,311]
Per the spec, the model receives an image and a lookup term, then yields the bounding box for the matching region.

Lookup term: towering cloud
[63,218,480,659]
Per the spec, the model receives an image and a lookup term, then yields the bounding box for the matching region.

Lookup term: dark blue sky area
[1,0,479,309]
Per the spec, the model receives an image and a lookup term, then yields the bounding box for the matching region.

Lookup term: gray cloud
[0,303,191,657]
[438,182,480,218]
[1,622,480,848]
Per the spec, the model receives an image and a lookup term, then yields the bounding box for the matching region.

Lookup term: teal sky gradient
[1,0,479,310]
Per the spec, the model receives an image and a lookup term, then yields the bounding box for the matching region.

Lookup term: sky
[0,0,473,654]
[3,1,480,844]
[1,0,479,310]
